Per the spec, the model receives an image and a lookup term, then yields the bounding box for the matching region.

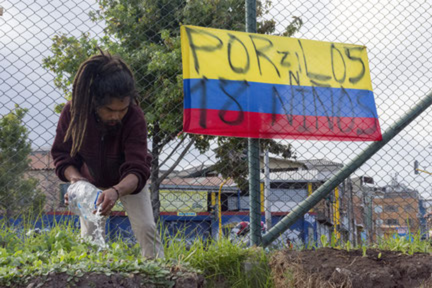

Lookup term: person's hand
[64,192,69,206]
[95,188,119,216]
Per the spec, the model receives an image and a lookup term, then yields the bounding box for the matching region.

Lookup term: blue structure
[1,211,318,248]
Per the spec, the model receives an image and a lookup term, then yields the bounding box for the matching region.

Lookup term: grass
[0,219,178,287]
[0,217,274,287]
[166,235,273,287]
[375,230,430,255]
[319,230,432,256]
[3,215,430,288]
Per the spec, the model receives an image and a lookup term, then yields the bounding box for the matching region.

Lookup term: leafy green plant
[346,240,351,252]
[0,218,274,288]
[382,231,431,256]
[337,230,432,258]
[330,233,339,248]
[362,245,367,257]
[320,235,329,248]
[0,219,180,287]
[306,240,317,250]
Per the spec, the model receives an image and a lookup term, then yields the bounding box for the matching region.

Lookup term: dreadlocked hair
[64,50,137,156]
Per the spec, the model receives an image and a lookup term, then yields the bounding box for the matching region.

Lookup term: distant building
[349,176,376,245]
[373,176,424,238]
[350,174,428,243]
[161,157,347,245]
[27,150,349,245]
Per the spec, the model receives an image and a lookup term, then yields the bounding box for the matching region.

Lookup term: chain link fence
[1,0,432,248]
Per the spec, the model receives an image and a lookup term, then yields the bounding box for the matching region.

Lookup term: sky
[262,0,432,195]
[0,0,104,147]
[1,0,432,196]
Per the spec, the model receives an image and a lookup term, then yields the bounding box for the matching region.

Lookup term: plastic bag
[67,181,103,222]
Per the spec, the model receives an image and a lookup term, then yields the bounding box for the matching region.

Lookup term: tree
[43,0,301,220]
[0,106,45,221]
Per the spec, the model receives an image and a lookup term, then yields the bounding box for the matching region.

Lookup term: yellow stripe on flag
[181,25,373,91]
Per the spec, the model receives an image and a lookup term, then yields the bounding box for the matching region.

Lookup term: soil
[6,271,204,288]
[270,247,432,288]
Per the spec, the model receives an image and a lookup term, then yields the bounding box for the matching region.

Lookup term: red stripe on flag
[184,108,382,141]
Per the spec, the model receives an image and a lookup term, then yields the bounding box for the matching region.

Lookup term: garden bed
[270,247,432,288]
[0,226,205,288]
[0,224,271,287]
[5,270,204,288]
[0,258,204,288]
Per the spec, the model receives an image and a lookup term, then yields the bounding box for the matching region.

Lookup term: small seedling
[346,241,351,252]
[320,235,329,248]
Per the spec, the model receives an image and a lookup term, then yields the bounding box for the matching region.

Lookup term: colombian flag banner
[181,25,382,141]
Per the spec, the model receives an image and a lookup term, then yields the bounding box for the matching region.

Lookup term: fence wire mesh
[1,0,432,248]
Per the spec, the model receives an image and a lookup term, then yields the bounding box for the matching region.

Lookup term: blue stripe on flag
[184,78,378,119]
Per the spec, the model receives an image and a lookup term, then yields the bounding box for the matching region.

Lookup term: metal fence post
[245,0,261,246]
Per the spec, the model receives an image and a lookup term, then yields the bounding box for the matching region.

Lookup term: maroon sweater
[51,102,152,194]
